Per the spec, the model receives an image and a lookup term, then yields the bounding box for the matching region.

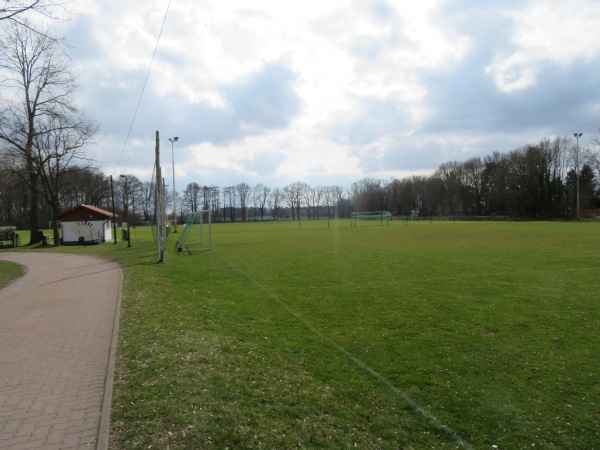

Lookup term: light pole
[119,174,131,247]
[574,132,582,219]
[169,136,179,232]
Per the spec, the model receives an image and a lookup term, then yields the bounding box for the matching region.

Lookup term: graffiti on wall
[66,220,100,241]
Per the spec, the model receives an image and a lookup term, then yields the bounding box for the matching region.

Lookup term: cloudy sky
[48,0,600,189]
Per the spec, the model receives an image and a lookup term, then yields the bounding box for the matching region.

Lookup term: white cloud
[486,0,600,92]
[47,0,600,189]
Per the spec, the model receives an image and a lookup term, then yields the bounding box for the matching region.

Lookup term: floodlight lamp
[574,132,582,138]
[169,136,179,143]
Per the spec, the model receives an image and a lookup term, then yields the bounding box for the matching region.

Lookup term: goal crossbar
[351,211,392,226]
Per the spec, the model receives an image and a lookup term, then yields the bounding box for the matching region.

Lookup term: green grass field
[2,220,599,449]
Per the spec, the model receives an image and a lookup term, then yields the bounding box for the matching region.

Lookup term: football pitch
[90,220,598,448]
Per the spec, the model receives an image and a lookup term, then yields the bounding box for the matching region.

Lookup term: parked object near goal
[175,210,212,253]
[351,211,392,226]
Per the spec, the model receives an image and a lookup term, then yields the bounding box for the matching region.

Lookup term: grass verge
[0,260,24,288]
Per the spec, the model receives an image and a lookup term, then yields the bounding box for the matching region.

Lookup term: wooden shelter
[57,204,115,244]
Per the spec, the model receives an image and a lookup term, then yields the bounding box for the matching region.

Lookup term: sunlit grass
[0,260,24,288]
[4,219,599,448]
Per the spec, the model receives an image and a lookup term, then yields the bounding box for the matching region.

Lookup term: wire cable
[113,0,173,172]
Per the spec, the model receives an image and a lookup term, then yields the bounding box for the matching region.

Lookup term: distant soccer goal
[175,210,212,254]
[351,211,392,227]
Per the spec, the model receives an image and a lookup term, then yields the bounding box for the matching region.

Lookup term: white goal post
[351,211,392,227]
[175,210,212,254]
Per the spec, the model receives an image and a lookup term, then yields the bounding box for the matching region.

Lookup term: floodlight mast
[574,132,582,219]
[155,131,165,262]
[169,136,179,232]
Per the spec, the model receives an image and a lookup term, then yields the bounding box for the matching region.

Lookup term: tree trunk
[28,169,41,245]
[52,205,60,246]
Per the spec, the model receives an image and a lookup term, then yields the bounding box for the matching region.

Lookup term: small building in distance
[57,204,115,245]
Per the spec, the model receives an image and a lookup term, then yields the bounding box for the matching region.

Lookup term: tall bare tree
[351,178,387,212]
[182,182,201,216]
[268,187,283,220]
[224,186,236,222]
[116,174,142,224]
[32,112,98,244]
[201,184,221,220]
[0,21,96,244]
[457,157,485,216]
[253,183,270,220]
[302,184,314,219]
[284,181,307,220]
[586,131,600,191]
[321,186,335,218]
[235,182,251,221]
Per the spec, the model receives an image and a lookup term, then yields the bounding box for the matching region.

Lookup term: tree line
[101,136,600,225]
[380,137,600,219]
[2,133,599,239]
[178,136,599,222]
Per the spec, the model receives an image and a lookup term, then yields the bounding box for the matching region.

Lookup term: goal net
[351,211,392,226]
[175,210,212,254]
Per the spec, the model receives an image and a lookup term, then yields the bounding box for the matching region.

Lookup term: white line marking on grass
[215,251,474,450]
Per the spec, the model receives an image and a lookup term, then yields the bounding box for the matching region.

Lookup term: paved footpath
[0,252,121,450]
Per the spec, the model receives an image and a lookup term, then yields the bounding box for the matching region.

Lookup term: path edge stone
[96,264,123,450]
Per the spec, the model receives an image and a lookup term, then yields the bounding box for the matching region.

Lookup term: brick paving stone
[0,253,121,450]
[2,420,20,433]
[15,423,36,436]
[31,425,51,441]
[40,445,63,450]
[35,417,70,429]
[10,440,46,450]
[23,414,58,426]
[46,430,66,445]
[62,433,80,448]
[2,435,30,446]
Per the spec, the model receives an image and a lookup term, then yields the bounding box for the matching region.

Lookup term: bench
[36,230,50,246]
[0,230,20,248]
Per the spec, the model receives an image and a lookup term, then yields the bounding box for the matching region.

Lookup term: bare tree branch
[0,20,98,245]
[0,0,72,21]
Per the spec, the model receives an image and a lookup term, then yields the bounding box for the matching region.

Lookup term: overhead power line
[114,0,173,171]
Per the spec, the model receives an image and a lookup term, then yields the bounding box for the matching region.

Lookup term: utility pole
[169,136,179,232]
[156,131,165,263]
[574,132,583,219]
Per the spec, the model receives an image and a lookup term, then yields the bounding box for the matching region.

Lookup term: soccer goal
[175,210,212,254]
[351,211,392,227]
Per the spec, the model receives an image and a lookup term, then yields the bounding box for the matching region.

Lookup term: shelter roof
[58,204,115,220]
